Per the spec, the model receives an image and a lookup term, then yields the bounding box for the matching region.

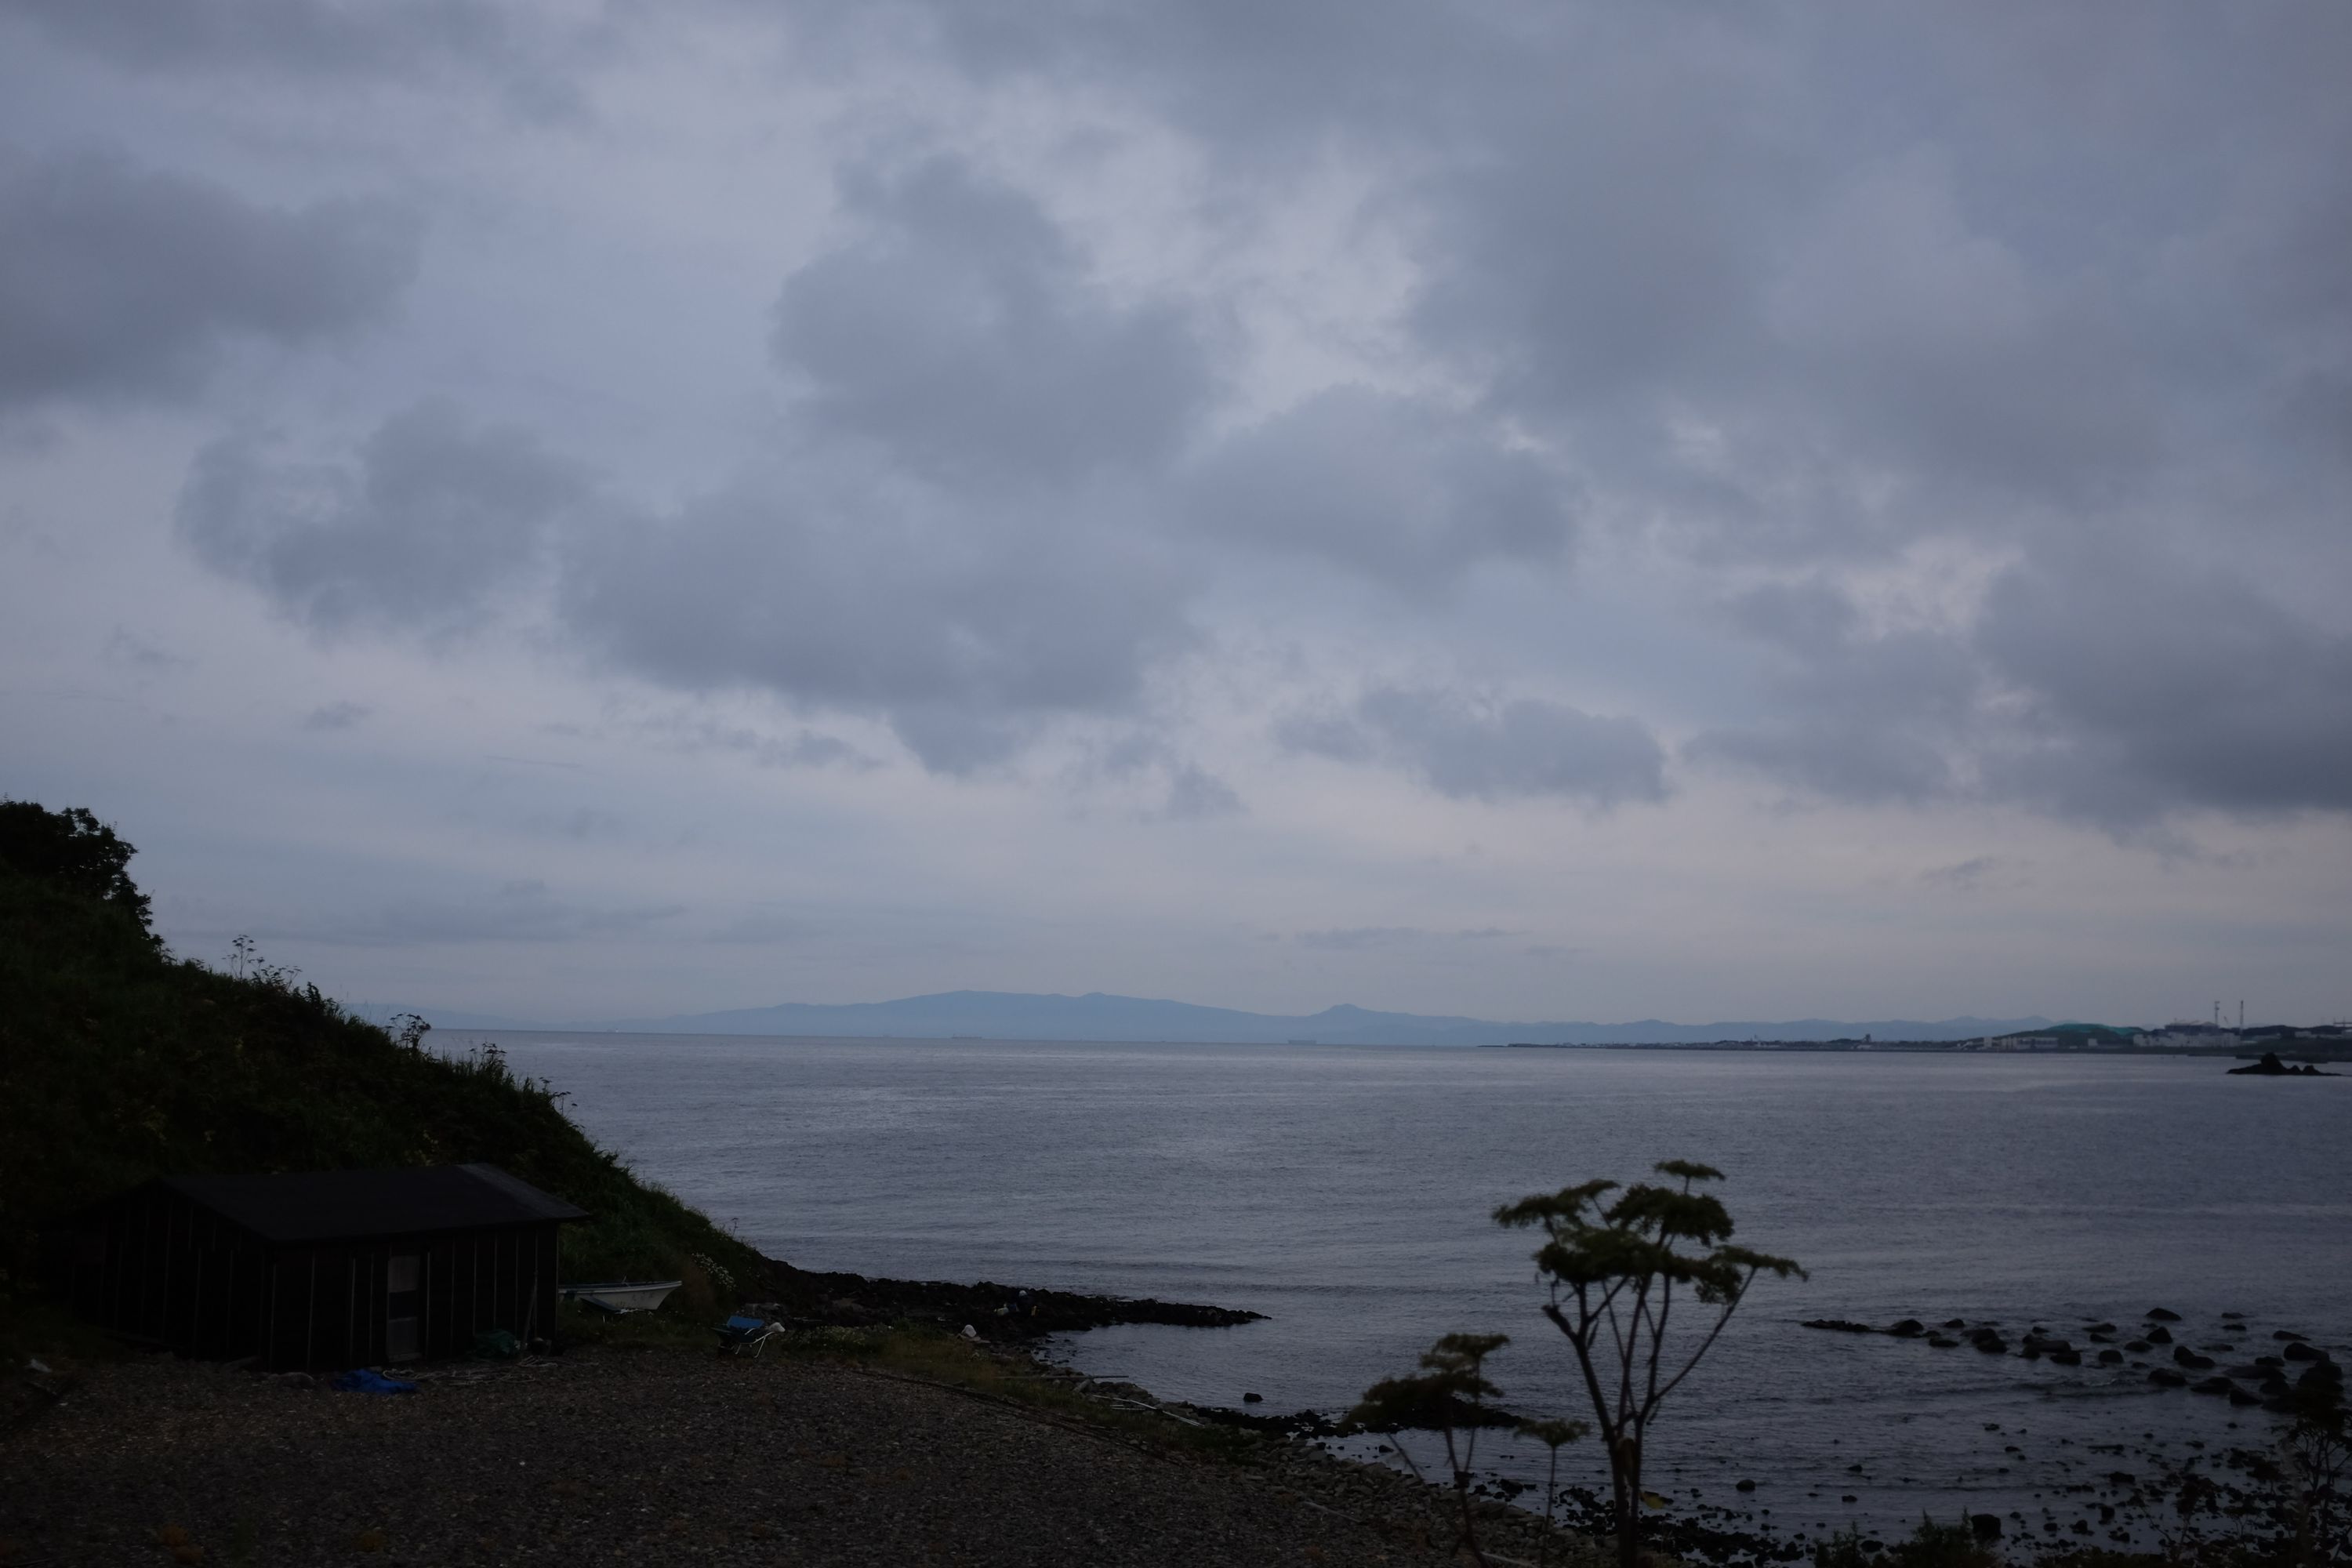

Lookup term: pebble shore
[3,1346,1606,1567]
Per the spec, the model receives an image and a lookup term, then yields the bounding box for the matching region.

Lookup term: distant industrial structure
[1966,1018,2350,1052]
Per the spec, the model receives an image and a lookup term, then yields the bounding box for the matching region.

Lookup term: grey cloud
[2,0,586,115]
[709,909,817,946]
[623,714,877,772]
[0,147,416,412]
[299,699,370,731]
[1185,387,1573,588]
[557,472,1197,773]
[103,629,193,674]
[1920,856,1999,891]
[1697,549,2352,827]
[771,158,1214,492]
[1294,926,1423,952]
[175,401,1201,775]
[1974,552,2352,824]
[177,401,588,634]
[1283,684,1668,807]
[1082,731,1245,822]
[299,880,684,946]
[1691,579,1984,804]
[857,5,2344,557]
[1157,761,1243,822]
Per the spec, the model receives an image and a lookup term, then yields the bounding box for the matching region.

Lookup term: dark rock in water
[1803,1319,1879,1334]
[1943,1318,1969,1330]
[2097,1348,2125,1366]
[1971,1515,2003,1542]
[2050,1348,2083,1367]
[2229,1388,2263,1406]
[2149,1368,2188,1387]
[1736,1479,1757,1493]
[2284,1341,2324,1362]
[2256,1355,2285,1368]
[2125,1340,2153,1353]
[2192,1377,2238,1397]
[1928,1335,1960,1348]
[2174,1347,2216,1370]
[1889,1319,1926,1337]
[1973,1334,2010,1354]
[2300,1364,2345,1394]
[2274,1329,2309,1342]
[2147,1327,2174,1345]
[2222,1311,2245,1319]
[2107,1472,2136,1486]
[2087,1322,2118,1334]
[1241,1391,1263,1403]
[2228,1051,2336,1076]
[2147,1307,2183,1322]
[2199,1342,2234,1353]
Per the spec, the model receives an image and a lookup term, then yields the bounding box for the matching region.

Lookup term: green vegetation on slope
[0,800,767,1341]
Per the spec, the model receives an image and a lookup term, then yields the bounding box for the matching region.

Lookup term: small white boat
[561,1279,683,1314]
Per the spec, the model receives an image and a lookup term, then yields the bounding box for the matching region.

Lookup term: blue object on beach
[332,1368,419,1395]
[716,1314,785,1358]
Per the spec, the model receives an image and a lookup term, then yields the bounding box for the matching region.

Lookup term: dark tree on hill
[0,801,155,937]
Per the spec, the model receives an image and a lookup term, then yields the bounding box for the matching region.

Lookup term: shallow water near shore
[446,1033,2352,1552]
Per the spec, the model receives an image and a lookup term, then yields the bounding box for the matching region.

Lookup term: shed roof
[154,1163,588,1244]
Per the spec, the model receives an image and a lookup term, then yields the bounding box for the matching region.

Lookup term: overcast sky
[5,1,2349,1026]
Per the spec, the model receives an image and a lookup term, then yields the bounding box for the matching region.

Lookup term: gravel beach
[2,1347,1599,1566]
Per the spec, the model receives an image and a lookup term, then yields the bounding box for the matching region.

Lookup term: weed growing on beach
[1815,1516,1997,1568]
[1349,1332,1562,1567]
[1495,1162,1802,1568]
[1360,1162,1798,1568]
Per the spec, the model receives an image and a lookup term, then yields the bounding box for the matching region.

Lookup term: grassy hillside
[0,803,768,1341]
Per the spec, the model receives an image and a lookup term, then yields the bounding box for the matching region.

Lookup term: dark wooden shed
[58,1163,588,1370]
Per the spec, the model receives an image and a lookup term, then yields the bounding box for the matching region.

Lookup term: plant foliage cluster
[0,800,766,1342]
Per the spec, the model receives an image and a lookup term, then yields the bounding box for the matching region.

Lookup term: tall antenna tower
[2238,1000,2245,1030]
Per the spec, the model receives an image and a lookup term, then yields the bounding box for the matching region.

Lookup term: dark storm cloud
[1282,684,1668,808]
[0,147,416,412]
[176,401,586,633]
[771,158,1214,492]
[1185,387,1572,588]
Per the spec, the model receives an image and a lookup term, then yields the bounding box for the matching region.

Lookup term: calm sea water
[445,1033,2351,1550]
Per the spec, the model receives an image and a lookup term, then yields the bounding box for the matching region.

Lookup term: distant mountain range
[351,991,2054,1047]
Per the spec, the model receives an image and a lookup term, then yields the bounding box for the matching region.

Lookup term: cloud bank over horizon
[4,0,2348,1024]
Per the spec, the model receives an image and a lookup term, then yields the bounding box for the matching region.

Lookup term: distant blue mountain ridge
[351,991,2055,1047]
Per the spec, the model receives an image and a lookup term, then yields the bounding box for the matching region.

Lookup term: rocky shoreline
[757,1254,1264,1339]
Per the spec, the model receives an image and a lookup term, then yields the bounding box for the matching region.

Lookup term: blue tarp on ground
[332,1368,418,1395]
